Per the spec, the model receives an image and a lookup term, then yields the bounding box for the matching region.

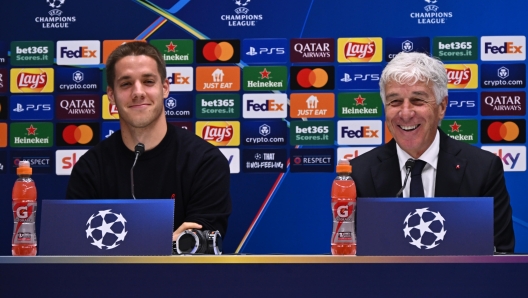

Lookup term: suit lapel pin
[456,165,460,170]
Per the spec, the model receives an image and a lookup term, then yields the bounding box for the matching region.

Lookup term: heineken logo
[10,122,53,147]
[150,39,194,64]
[243,66,287,91]
[338,93,382,118]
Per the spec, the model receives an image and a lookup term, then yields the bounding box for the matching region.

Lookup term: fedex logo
[484,42,522,54]
[60,47,97,58]
[247,100,283,111]
[167,67,193,91]
[337,120,382,145]
[481,36,526,61]
[56,41,100,65]
[481,146,526,171]
[341,126,379,138]
[243,93,287,118]
[55,149,88,175]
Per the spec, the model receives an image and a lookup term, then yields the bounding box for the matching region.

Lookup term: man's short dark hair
[105,41,167,89]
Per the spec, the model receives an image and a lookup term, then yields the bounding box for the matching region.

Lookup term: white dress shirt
[396,130,440,197]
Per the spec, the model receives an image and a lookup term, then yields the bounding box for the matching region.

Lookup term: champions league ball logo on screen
[35,0,77,28]
[403,207,447,249]
[221,0,263,27]
[409,0,453,24]
[85,209,128,250]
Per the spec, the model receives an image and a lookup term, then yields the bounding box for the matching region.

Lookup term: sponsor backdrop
[0,0,528,255]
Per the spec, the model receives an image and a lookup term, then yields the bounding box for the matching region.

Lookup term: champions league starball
[47,0,65,9]
[85,209,128,250]
[403,207,447,249]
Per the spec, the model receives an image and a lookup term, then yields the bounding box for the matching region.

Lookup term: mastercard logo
[297,68,328,88]
[290,66,334,90]
[487,121,520,141]
[203,42,234,61]
[481,119,525,144]
[56,123,100,146]
[197,40,240,63]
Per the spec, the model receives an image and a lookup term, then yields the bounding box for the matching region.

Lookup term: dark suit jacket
[350,129,515,252]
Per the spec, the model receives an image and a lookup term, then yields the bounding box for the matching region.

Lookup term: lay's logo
[445,64,478,89]
[195,121,240,146]
[338,38,383,62]
[11,68,54,93]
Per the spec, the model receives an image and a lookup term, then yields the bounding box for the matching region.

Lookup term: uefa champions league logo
[403,207,447,249]
[47,0,65,9]
[86,209,128,250]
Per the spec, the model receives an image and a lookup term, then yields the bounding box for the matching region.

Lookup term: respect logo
[10,68,54,93]
[195,121,240,146]
[337,38,383,62]
[444,64,478,89]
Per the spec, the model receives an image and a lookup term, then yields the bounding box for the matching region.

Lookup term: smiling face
[107,55,169,131]
[384,80,447,158]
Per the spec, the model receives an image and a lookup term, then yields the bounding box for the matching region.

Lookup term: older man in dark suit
[350,52,515,253]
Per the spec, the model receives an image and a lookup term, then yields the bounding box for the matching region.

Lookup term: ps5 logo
[246,47,285,56]
[13,103,52,112]
[105,130,114,138]
[449,100,476,108]
[354,74,380,81]
[340,73,352,82]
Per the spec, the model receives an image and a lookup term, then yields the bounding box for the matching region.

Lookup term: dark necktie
[410,159,427,197]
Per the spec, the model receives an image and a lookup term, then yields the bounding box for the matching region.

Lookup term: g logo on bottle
[16,206,28,219]
[333,202,353,219]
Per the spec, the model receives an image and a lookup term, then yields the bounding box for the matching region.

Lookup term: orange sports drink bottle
[12,160,37,256]
[331,159,357,255]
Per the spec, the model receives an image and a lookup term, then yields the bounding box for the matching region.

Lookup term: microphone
[395,159,415,197]
[130,143,145,199]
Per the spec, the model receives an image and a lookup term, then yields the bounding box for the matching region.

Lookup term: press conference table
[1,255,527,296]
